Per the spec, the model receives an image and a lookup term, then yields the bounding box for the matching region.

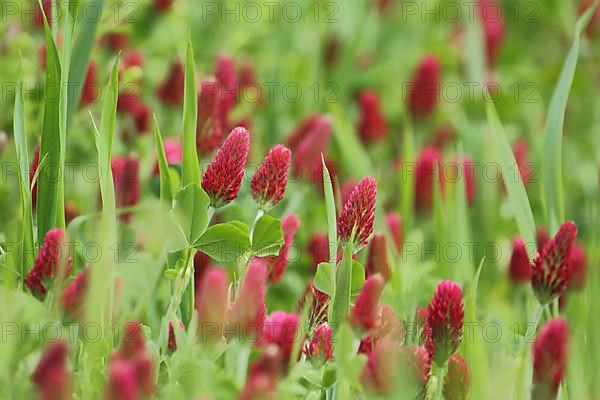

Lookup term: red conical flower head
[337,176,377,251]
[532,319,568,400]
[251,145,291,210]
[508,237,531,283]
[426,280,464,366]
[407,55,441,118]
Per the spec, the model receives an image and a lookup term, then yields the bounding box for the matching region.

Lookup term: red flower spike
[80,62,98,106]
[226,260,267,342]
[305,323,333,364]
[350,274,385,332]
[197,79,226,155]
[251,145,292,211]
[444,353,471,400]
[260,311,301,363]
[286,114,332,181]
[357,89,388,144]
[104,359,139,400]
[307,233,331,266]
[201,127,250,208]
[154,0,175,12]
[568,243,587,290]
[62,269,89,319]
[214,53,239,111]
[532,319,568,400]
[122,51,144,70]
[197,267,229,342]
[426,280,464,366]
[157,59,184,106]
[263,215,300,283]
[301,283,330,328]
[25,228,72,297]
[385,212,403,252]
[118,322,146,360]
[408,55,441,118]
[241,345,282,400]
[101,32,129,51]
[508,237,531,284]
[366,233,392,283]
[477,0,505,66]
[531,221,578,305]
[415,146,444,212]
[337,177,377,251]
[111,156,140,222]
[32,341,71,400]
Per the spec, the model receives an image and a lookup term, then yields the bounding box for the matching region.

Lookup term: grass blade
[322,155,337,266]
[486,101,537,254]
[181,38,200,186]
[542,5,595,233]
[153,115,175,205]
[13,57,35,283]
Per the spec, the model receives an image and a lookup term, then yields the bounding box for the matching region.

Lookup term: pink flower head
[154,0,175,12]
[196,267,229,342]
[251,145,292,210]
[197,79,226,155]
[305,323,333,364]
[260,311,301,362]
[157,59,184,106]
[25,228,72,297]
[513,138,533,185]
[350,274,385,332]
[508,237,531,284]
[366,233,392,283]
[444,353,471,400]
[263,214,300,283]
[61,269,89,319]
[477,0,505,66]
[111,156,140,222]
[286,114,332,181]
[80,61,98,106]
[104,359,139,400]
[415,146,444,212]
[241,345,282,400]
[357,89,388,143]
[569,243,587,290]
[32,341,71,400]
[226,260,267,342]
[201,127,250,208]
[214,53,239,111]
[153,138,182,177]
[531,221,578,305]
[337,177,377,251]
[532,319,568,400]
[426,280,464,366]
[385,212,403,251]
[307,232,331,266]
[408,55,441,118]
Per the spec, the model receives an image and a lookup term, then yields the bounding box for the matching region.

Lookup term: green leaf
[181,39,200,186]
[313,262,334,296]
[194,223,251,263]
[153,116,176,204]
[331,241,354,333]
[542,7,594,233]
[36,11,63,242]
[171,184,210,245]
[251,215,283,257]
[67,0,105,124]
[321,155,337,266]
[350,261,365,297]
[13,59,35,279]
[486,101,537,255]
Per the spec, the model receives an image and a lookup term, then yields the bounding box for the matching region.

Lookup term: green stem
[436,365,446,400]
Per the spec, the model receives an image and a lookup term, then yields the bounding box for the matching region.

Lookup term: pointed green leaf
[251,215,283,257]
[172,184,210,245]
[181,39,200,186]
[314,262,334,296]
[153,116,176,204]
[194,223,251,263]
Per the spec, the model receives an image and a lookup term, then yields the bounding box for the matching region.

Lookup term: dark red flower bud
[251,145,292,210]
[262,215,300,283]
[32,341,71,400]
[357,89,388,143]
[532,319,568,400]
[62,269,89,319]
[197,267,229,342]
[80,62,98,106]
[444,353,471,400]
[408,55,441,118]
[477,0,505,66]
[415,146,444,212]
[226,260,267,342]
[337,177,377,251]
[385,212,403,251]
[122,50,144,70]
[197,79,226,155]
[111,156,140,222]
[25,228,72,297]
[350,274,385,332]
[286,114,332,180]
[307,232,331,266]
[104,359,138,400]
[154,0,175,12]
[426,280,464,366]
[214,54,239,111]
[531,221,577,305]
[118,322,146,360]
[260,311,301,363]
[167,321,178,353]
[366,233,392,283]
[201,127,250,208]
[568,243,587,290]
[157,59,184,106]
[305,323,333,363]
[101,32,130,51]
[241,345,282,400]
[508,237,531,284]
